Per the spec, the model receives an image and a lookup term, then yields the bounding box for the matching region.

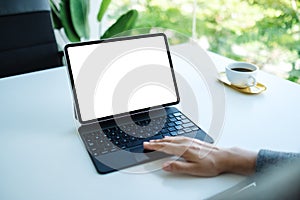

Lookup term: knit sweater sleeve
[255,149,300,173]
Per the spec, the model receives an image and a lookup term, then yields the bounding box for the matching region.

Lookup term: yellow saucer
[218,72,267,94]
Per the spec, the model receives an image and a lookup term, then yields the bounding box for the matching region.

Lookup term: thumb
[162,160,196,174]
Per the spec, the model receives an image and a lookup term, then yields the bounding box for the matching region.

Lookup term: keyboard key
[182,119,190,123]
[90,132,97,136]
[146,133,152,137]
[99,139,104,143]
[191,127,199,131]
[168,114,174,118]
[173,112,182,117]
[168,127,176,132]
[88,142,94,147]
[121,133,129,138]
[160,128,168,134]
[129,146,144,153]
[175,125,183,130]
[156,120,162,125]
[175,121,182,125]
[154,127,161,132]
[183,128,192,133]
[170,131,178,136]
[167,122,175,127]
[169,117,176,122]
[103,129,109,134]
[127,139,144,148]
[121,139,128,144]
[182,122,194,128]
[101,150,109,154]
[147,135,163,141]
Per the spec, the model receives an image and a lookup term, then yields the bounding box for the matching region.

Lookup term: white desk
[1,44,300,200]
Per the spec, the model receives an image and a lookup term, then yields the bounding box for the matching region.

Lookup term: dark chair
[0,0,62,78]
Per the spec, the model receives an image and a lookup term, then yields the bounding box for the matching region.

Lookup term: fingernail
[143,142,149,145]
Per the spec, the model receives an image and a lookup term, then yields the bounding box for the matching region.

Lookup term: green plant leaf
[49,0,62,29]
[97,0,111,22]
[101,9,138,39]
[60,0,80,42]
[70,0,90,39]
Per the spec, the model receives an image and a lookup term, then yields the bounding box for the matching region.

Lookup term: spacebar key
[126,135,163,148]
[146,135,163,142]
[126,139,144,148]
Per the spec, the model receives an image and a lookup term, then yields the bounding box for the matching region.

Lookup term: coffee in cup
[226,62,258,88]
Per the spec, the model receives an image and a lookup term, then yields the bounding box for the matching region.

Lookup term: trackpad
[96,149,150,170]
[130,146,151,162]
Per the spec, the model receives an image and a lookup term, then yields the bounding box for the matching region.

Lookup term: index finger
[143,141,189,158]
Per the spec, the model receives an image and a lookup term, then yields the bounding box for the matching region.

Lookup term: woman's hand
[143,136,257,177]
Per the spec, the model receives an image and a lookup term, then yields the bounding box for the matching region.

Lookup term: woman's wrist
[220,147,257,175]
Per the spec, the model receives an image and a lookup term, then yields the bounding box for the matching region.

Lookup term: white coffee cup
[226,62,258,88]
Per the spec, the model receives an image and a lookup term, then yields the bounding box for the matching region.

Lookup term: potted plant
[49,0,138,47]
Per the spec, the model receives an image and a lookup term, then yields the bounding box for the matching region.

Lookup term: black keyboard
[81,111,209,157]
